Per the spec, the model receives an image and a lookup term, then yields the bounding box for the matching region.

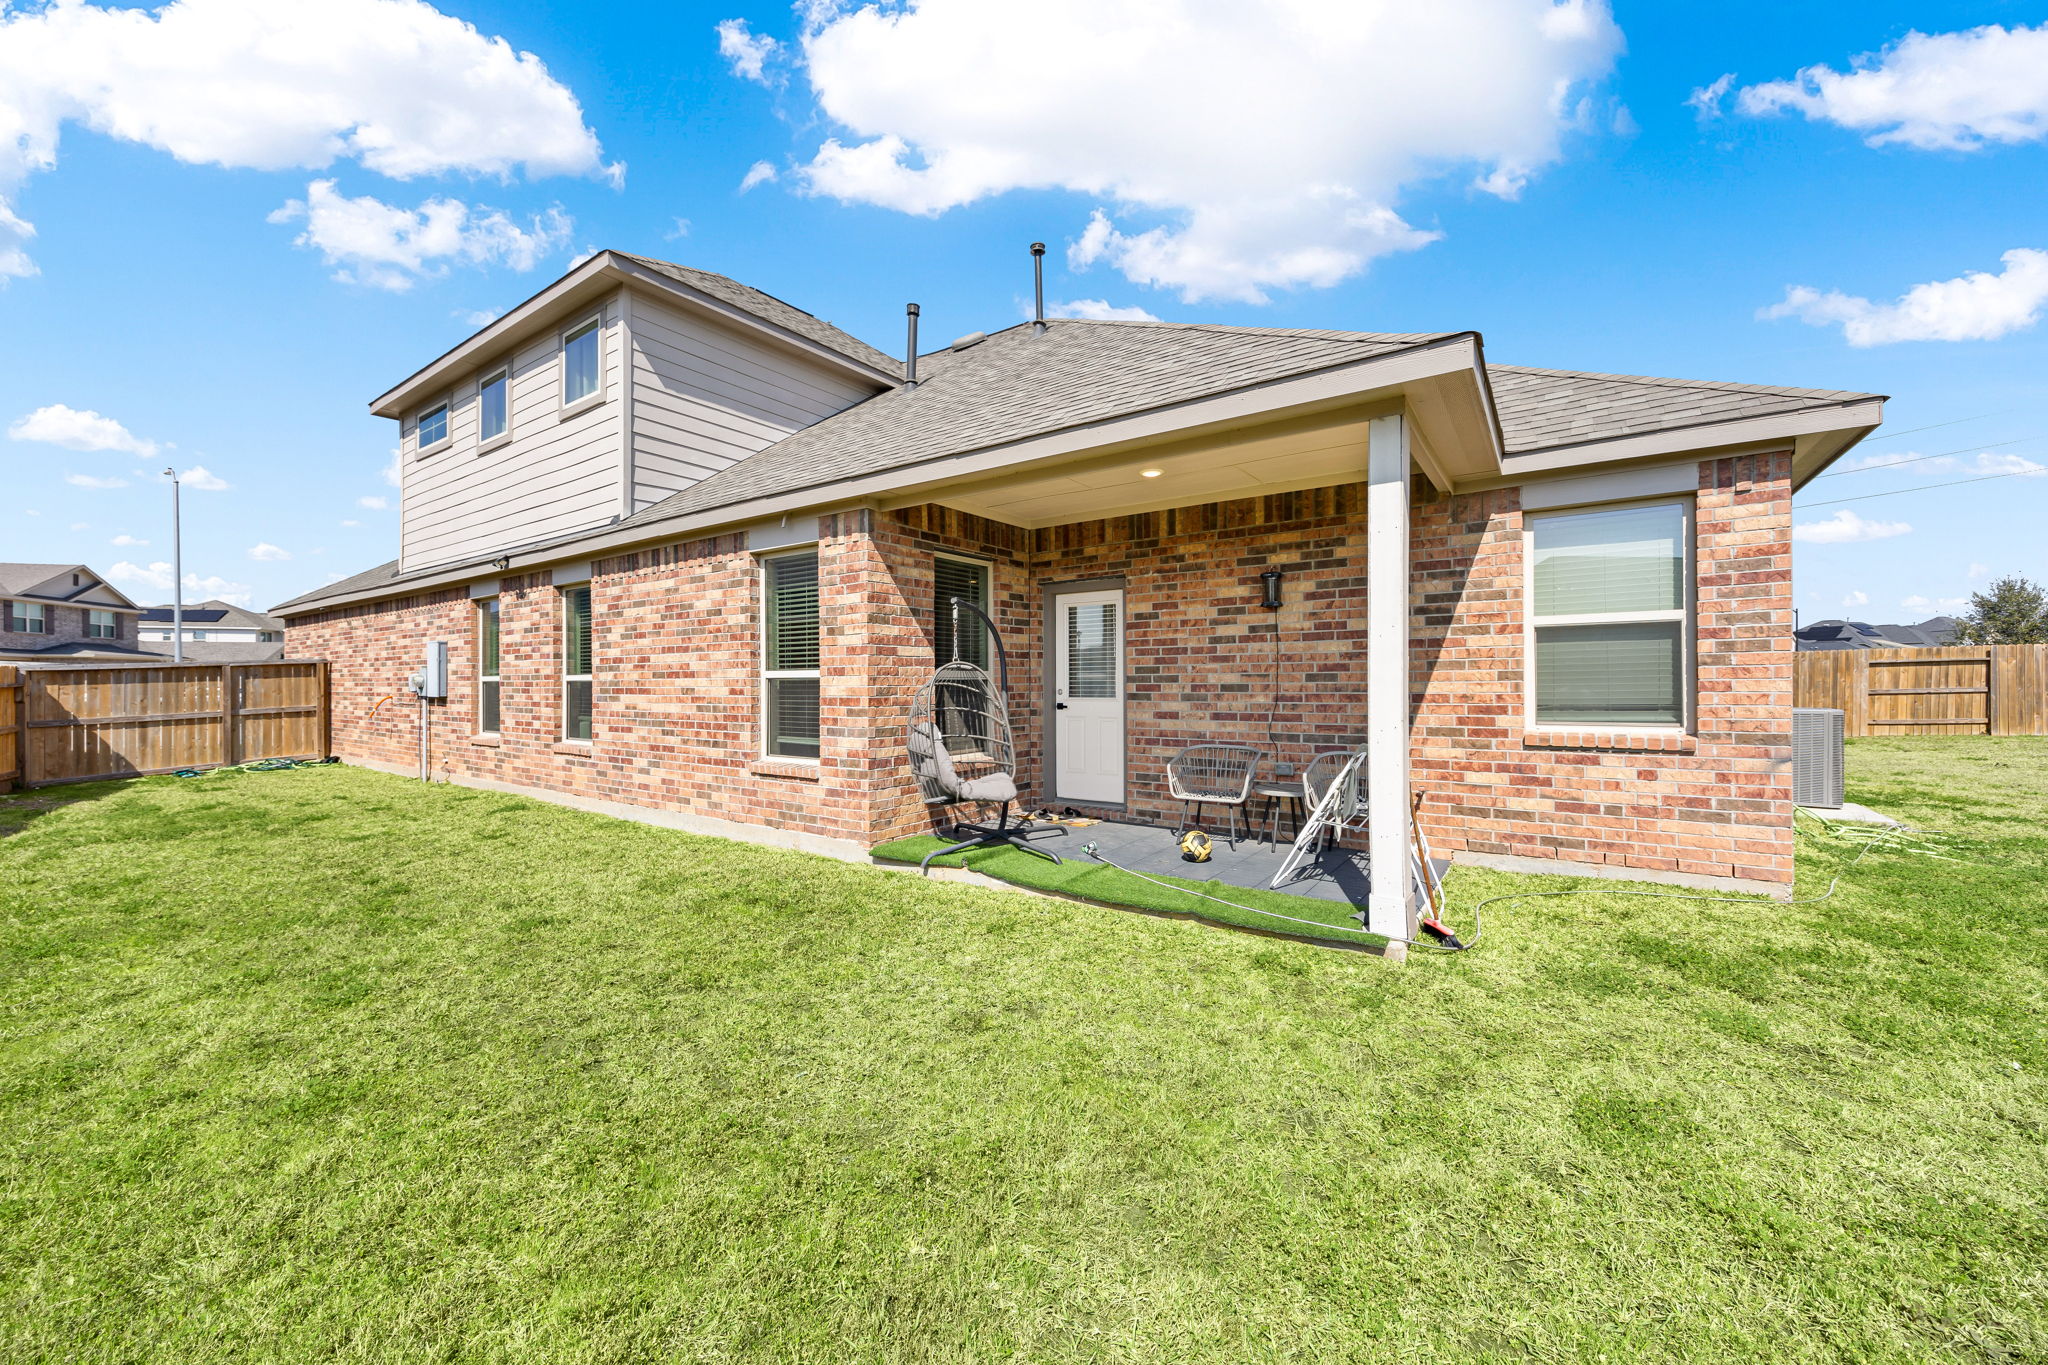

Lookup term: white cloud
[1902,594,1969,614]
[111,534,148,546]
[1792,509,1913,544]
[179,465,230,491]
[108,561,254,607]
[1687,73,1735,120]
[7,403,159,455]
[270,180,573,291]
[65,473,128,489]
[1041,297,1162,322]
[454,307,503,327]
[769,0,1623,303]
[1975,451,2047,477]
[1760,249,2048,345]
[1969,562,1991,579]
[1841,590,1869,608]
[0,0,619,279]
[248,542,292,562]
[717,19,783,84]
[665,217,692,240]
[69,521,88,531]
[383,448,403,487]
[340,519,362,528]
[1735,23,2048,151]
[358,495,390,510]
[739,160,779,192]
[1839,450,1956,473]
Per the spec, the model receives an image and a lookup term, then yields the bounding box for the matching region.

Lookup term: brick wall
[1410,452,1795,886]
[2,601,131,653]
[291,452,1797,887]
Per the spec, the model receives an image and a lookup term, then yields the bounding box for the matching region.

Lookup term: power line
[1797,466,2048,509]
[1811,434,2042,479]
[1854,410,2012,443]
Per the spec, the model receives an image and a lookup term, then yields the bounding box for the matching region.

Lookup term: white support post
[1366,412,1416,948]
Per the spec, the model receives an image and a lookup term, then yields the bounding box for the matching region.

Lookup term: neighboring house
[136,600,288,662]
[276,250,1886,940]
[1795,616,1959,650]
[0,563,151,663]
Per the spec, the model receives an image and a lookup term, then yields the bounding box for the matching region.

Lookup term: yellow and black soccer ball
[1178,830,1213,863]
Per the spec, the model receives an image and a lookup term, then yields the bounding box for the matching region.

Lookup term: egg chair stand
[907,596,1066,874]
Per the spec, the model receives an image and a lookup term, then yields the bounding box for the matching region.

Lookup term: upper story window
[416,401,450,452]
[762,550,821,760]
[933,555,990,668]
[190,630,208,641]
[6,601,47,634]
[562,319,601,408]
[259,631,282,643]
[87,609,118,639]
[479,368,509,445]
[1527,500,1691,730]
[478,597,501,735]
[561,585,593,742]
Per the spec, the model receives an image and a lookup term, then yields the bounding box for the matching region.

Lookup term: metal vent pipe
[1030,242,1046,334]
[904,303,921,387]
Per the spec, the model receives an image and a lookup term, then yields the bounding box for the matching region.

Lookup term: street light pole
[165,466,183,664]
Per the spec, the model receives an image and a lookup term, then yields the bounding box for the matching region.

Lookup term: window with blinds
[763,551,821,759]
[933,556,990,667]
[478,598,501,735]
[562,585,593,741]
[1529,500,1690,728]
[1066,601,1119,699]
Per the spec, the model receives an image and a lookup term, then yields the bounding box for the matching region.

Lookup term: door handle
[1055,702,1069,710]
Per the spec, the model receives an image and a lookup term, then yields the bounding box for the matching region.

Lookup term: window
[933,556,991,668]
[478,598,502,735]
[1527,500,1691,729]
[417,401,450,451]
[562,320,600,407]
[561,585,593,741]
[189,631,208,641]
[762,551,820,759]
[259,631,282,643]
[6,601,47,634]
[87,609,118,639]
[479,369,509,444]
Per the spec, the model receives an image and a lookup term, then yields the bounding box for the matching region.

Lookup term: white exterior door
[1052,588,1125,804]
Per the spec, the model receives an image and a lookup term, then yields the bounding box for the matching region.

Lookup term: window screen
[563,322,600,405]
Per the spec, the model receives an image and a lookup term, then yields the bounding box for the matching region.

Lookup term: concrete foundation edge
[1451,849,1795,901]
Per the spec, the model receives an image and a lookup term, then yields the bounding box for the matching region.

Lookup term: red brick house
[276,250,1885,942]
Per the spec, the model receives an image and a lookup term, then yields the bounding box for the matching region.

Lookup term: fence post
[0,667,18,793]
[317,659,332,760]
[221,664,239,767]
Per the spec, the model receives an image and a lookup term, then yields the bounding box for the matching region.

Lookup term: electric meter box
[419,641,449,699]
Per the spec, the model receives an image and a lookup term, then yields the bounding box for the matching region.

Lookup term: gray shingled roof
[1489,365,1875,455]
[610,319,1456,532]
[142,599,285,631]
[135,639,287,663]
[274,560,406,613]
[620,254,899,377]
[0,563,81,596]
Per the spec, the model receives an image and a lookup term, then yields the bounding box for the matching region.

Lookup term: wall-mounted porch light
[1259,569,1284,610]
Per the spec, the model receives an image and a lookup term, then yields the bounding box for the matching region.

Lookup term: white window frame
[560,584,593,744]
[1522,496,1695,735]
[477,597,502,736]
[558,312,605,416]
[477,365,512,451]
[760,547,822,763]
[8,600,48,634]
[414,395,453,456]
[86,609,118,639]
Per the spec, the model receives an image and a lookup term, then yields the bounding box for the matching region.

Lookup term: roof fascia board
[1488,397,1886,484]
[370,252,897,418]
[282,335,1487,616]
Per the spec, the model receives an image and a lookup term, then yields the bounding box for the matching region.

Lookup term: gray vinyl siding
[399,295,627,573]
[627,292,881,512]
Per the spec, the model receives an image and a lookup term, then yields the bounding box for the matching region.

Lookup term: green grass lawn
[2,740,2044,1362]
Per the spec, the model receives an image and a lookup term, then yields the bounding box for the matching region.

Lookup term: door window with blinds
[932,555,990,667]
[1527,500,1691,729]
[1066,600,1120,699]
[561,585,593,741]
[762,551,821,759]
[477,597,501,735]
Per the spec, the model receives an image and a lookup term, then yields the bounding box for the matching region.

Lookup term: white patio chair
[1166,743,1264,847]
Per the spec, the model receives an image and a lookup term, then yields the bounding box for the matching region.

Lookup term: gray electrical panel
[1792,707,1845,809]
[417,640,449,699]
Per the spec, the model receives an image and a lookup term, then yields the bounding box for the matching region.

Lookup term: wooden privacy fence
[0,661,329,791]
[1795,645,2048,736]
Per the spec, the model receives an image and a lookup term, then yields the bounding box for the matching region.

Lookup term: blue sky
[3,0,2045,621]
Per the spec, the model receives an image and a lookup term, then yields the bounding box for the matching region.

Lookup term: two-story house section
[374,253,899,575]
[0,563,148,663]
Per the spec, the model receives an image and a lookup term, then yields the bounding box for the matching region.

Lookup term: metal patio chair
[1165,743,1264,847]
[1272,746,1368,888]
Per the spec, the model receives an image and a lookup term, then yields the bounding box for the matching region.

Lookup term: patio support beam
[1366,411,1417,949]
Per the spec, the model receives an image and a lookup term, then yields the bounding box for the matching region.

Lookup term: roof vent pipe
[904,302,920,388]
[1030,242,1046,335]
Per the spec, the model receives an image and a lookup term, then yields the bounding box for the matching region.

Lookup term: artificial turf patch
[869,834,1389,948]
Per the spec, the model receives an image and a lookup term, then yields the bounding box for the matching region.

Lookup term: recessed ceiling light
[1140,468,1163,478]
